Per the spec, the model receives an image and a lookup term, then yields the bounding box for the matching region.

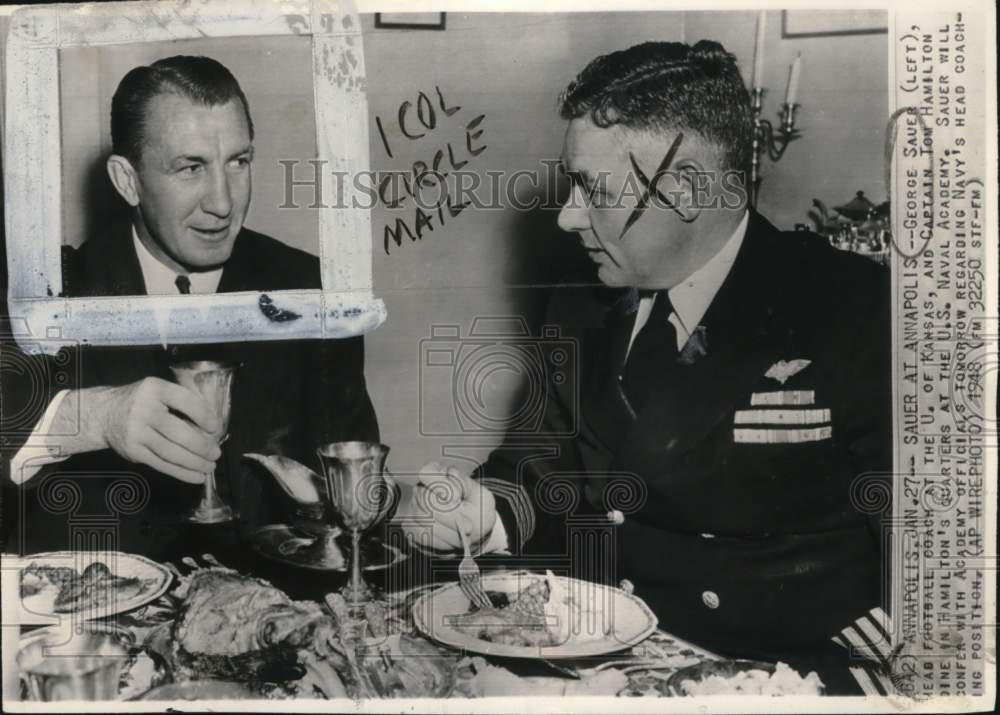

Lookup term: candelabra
[749,87,801,208]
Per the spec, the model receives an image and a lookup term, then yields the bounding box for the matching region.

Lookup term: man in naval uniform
[396,40,893,693]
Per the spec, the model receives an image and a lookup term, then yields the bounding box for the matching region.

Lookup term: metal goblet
[169,360,238,524]
[18,626,130,702]
[316,441,394,608]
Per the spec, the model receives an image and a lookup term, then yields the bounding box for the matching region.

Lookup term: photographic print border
[0,2,996,712]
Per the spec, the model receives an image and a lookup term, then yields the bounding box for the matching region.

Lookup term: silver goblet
[169,360,238,524]
[316,441,394,608]
[18,626,130,702]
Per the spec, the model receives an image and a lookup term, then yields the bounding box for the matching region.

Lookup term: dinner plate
[412,570,658,659]
[14,551,173,625]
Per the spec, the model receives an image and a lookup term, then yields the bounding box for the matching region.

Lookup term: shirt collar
[132,226,223,295]
[667,209,749,339]
[629,210,749,352]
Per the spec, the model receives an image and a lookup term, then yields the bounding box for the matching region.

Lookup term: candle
[752,12,766,88]
[785,53,802,105]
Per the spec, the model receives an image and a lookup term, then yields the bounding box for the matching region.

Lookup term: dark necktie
[622,291,678,405]
[175,274,191,294]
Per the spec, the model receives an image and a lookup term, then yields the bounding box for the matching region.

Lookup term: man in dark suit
[3,56,378,560]
[396,41,892,692]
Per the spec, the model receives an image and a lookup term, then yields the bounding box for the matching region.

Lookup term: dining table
[6,522,884,702]
[5,522,732,702]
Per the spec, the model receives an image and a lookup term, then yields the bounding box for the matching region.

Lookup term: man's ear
[106,154,141,207]
[671,159,707,224]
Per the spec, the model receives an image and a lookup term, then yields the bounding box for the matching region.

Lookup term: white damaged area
[9,292,386,355]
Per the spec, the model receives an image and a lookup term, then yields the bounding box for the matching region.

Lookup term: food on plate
[56,573,148,613]
[677,661,824,696]
[363,600,389,638]
[170,568,345,694]
[450,571,572,648]
[20,561,151,613]
[355,634,457,698]
[162,568,454,699]
[19,565,78,598]
[119,649,165,700]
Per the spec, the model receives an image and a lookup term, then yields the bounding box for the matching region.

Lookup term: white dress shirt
[487,211,750,553]
[9,228,223,484]
[132,228,223,295]
[627,210,749,356]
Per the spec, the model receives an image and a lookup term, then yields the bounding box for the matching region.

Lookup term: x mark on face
[619,132,685,241]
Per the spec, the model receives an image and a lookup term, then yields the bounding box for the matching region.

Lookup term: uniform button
[606,510,625,525]
[702,590,720,609]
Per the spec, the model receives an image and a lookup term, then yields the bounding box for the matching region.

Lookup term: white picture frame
[4,0,385,355]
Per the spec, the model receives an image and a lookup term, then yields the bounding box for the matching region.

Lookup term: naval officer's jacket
[478,211,893,691]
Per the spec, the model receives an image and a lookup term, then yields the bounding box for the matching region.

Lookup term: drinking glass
[316,441,394,607]
[170,360,238,523]
[18,627,129,702]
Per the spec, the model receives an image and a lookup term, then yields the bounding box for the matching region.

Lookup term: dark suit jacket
[480,212,891,682]
[1,224,378,560]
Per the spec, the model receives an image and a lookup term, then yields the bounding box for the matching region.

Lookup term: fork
[457,530,492,610]
[163,552,226,579]
[161,553,229,599]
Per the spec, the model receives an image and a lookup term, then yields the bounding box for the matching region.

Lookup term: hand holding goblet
[169,360,238,524]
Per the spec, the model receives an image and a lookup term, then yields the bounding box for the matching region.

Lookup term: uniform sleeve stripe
[850,667,888,696]
[750,390,815,406]
[868,606,891,636]
[855,614,893,661]
[849,667,879,695]
[733,426,832,444]
[839,625,881,665]
[874,671,896,695]
[733,408,831,425]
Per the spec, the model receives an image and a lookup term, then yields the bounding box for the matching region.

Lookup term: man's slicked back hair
[559,40,753,177]
[111,55,254,164]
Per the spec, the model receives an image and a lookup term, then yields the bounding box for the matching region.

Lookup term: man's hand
[395,462,497,553]
[75,378,221,484]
